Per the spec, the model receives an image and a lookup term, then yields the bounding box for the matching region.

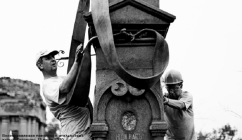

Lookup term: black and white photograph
[0,0,242,139]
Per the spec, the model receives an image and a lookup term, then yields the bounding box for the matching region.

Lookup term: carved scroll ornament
[111,80,146,96]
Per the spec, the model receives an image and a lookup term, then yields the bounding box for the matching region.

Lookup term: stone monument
[82,0,176,140]
[64,0,176,139]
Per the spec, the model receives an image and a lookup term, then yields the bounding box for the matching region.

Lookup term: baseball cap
[35,49,59,64]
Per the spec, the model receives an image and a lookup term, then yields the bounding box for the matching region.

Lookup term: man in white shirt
[163,70,196,140]
[36,44,91,140]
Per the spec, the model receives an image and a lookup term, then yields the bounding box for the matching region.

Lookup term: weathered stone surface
[106,93,152,140]
[92,78,167,140]
[96,46,154,70]
[86,0,175,139]
[109,0,159,8]
[110,5,167,24]
[84,0,176,37]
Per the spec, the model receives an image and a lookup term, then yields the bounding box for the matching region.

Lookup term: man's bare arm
[59,44,83,94]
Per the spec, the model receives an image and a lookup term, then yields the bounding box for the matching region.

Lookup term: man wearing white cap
[36,44,91,140]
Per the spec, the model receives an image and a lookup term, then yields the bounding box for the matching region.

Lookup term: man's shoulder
[181,91,193,98]
[42,76,66,90]
[43,76,65,83]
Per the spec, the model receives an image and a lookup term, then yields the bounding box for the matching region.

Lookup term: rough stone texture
[84,0,176,37]
[96,46,154,70]
[106,95,152,140]
[92,78,167,140]
[87,0,175,139]
[109,0,159,8]
[110,5,167,24]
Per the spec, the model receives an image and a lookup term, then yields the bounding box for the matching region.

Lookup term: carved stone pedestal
[84,0,176,140]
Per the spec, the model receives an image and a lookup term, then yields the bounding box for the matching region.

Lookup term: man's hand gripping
[75,44,84,63]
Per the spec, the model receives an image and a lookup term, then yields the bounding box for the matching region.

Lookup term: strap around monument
[67,0,90,73]
[91,0,169,89]
[65,37,95,107]
[66,1,94,122]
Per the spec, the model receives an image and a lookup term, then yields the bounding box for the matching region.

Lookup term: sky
[0,0,242,138]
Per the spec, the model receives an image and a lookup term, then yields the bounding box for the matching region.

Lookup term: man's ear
[37,62,44,70]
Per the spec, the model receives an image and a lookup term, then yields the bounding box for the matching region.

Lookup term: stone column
[40,123,45,135]
[39,123,42,135]
[35,118,39,135]
[9,117,14,131]
[32,118,37,135]
[0,117,3,140]
[19,116,27,135]
[27,117,32,135]
[0,116,9,139]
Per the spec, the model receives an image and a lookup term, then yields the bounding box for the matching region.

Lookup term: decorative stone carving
[82,0,175,139]
[128,85,145,96]
[111,81,128,96]
[110,80,146,97]
[121,111,137,131]
[0,102,33,113]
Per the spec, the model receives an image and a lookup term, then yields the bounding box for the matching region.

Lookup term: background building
[0,77,46,139]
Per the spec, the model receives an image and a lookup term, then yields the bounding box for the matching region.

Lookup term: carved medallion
[121,111,137,131]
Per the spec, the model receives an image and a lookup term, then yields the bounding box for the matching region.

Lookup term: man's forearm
[166,98,185,109]
[59,62,79,94]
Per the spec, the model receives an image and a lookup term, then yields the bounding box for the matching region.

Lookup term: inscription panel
[116,133,144,140]
[106,93,152,140]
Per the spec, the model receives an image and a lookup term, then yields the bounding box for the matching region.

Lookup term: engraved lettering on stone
[115,133,144,140]
[116,133,128,140]
[122,112,137,131]
[128,133,143,140]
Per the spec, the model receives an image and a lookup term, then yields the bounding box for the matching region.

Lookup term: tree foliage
[198,124,239,140]
[45,117,60,140]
